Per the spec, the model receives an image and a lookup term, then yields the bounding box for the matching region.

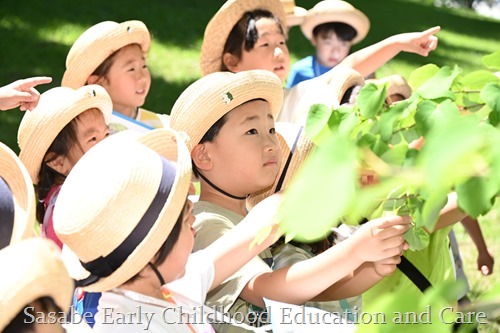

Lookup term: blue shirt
[286,55,332,88]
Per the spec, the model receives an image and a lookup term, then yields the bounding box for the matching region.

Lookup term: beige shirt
[193,201,272,333]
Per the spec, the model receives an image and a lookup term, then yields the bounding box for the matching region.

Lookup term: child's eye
[142,64,148,69]
[270,128,276,134]
[88,136,97,143]
[127,67,135,72]
[246,129,258,135]
[260,43,269,48]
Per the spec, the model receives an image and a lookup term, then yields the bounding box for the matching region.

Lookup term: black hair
[123,200,188,285]
[340,85,363,106]
[3,297,64,333]
[36,120,80,224]
[312,22,357,42]
[221,9,286,71]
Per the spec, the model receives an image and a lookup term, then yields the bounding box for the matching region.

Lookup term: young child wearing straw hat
[62,20,169,132]
[17,84,112,249]
[0,76,52,112]
[169,69,410,332]
[52,128,284,332]
[287,0,371,88]
[0,238,92,333]
[200,0,441,124]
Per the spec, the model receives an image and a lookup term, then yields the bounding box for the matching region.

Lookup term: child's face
[312,31,351,68]
[234,18,290,83]
[204,100,281,195]
[98,44,151,116]
[65,108,110,173]
[159,199,195,282]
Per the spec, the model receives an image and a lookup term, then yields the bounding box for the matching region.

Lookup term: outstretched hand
[396,26,440,57]
[0,76,52,111]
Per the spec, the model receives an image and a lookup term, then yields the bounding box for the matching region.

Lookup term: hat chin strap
[148,262,166,286]
[197,171,248,200]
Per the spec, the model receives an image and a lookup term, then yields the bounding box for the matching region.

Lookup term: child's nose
[274,46,284,59]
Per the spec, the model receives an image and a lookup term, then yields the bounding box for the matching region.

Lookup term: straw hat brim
[170,70,284,151]
[0,142,36,246]
[17,85,112,184]
[301,1,370,44]
[200,0,287,76]
[286,6,307,27]
[62,20,150,89]
[56,128,192,292]
[366,75,412,101]
[0,238,73,331]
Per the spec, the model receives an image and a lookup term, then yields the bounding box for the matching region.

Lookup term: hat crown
[170,70,284,151]
[17,84,112,184]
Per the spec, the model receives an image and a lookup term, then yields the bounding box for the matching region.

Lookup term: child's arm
[335,26,440,78]
[243,215,410,308]
[0,76,52,111]
[204,193,283,290]
[461,215,494,275]
[428,192,466,232]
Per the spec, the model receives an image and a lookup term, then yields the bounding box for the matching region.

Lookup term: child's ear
[222,52,240,72]
[191,144,213,172]
[45,154,70,176]
[87,75,101,85]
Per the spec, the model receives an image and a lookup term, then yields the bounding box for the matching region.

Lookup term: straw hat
[170,70,284,151]
[62,20,150,89]
[0,142,36,249]
[247,122,314,209]
[0,238,74,330]
[366,74,412,102]
[200,0,287,76]
[53,128,192,292]
[17,85,112,184]
[301,0,370,44]
[281,0,307,27]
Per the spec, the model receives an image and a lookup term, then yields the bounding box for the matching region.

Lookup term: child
[0,76,52,111]
[17,84,112,249]
[53,128,285,332]
[287,0,371,88]
[0,238,90,333]
[200,0,440,124]
[170,69,410,331]
[62,20,169,132]
[0,142,36,249]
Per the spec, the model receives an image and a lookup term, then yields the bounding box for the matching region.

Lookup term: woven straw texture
[62,20,150,88]
[200,0,287,76]
[301,0,370,44]
[170,70,284,151]
[17,85,112,184]
[54,128,192,292]
[0,238,73,330]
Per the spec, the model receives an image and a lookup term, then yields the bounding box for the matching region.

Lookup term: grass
[0,0,498,329]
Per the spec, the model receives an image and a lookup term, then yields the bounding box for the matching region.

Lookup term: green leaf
[357,83,387,119]
[408,63,440,90]
[480,82,500,126]
[380,142,408,166]
[404,226,430,251]
[456,177,496,218]
[379,103,406,142]
[420,190,449,231]
[416,65,461,100]
[305,103,333,144]
[414,100,437,136]
[482,51,500,71]
[461,70,498,90]
[279,136,358,241]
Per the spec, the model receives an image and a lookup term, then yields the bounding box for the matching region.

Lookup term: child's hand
[374,255,402,277]
[395,26,440,57]
[0,76,52,111]
[477,250,494,276]
[352,215,410,262]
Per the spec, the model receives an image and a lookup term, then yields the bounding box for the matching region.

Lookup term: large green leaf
[408,63,440,90]
[456,176,496,218]
[357,83,387,119]
[404,226,430,251]
[305,103,332,144]
[416,65,461,100]
[481,82,500,126]
[279,135,358,241]
[482,51,500,71]
[379,101,408,142]
[380,142,408,166]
